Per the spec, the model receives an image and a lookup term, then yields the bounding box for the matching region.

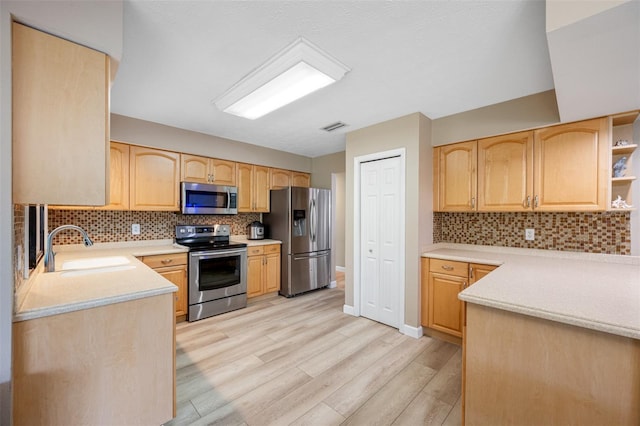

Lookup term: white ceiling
[110,0,555,158]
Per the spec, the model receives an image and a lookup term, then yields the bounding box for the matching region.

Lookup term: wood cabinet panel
[181,155,236,186]
[533,118,609,211]
[12,294,174,425]
[12,22,109,205]
[478,131,533,211]
[292,172,311,187]
[428,272,466,337]
[247,244,281,298]
[469,263,497,285]
[238,163,270,212]
[270,168,292,189]
[211,159,236,186]
[435,141,477,211]
[429,258,468,278]
[98,142,130,210]
[130,146,180,211]
[140,253,188,319]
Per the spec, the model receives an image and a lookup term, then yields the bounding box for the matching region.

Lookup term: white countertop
[422,244,640,340]
[15,240,189,322]
[231,236,282,246]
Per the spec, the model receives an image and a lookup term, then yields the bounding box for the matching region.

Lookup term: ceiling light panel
[214,37,350,119]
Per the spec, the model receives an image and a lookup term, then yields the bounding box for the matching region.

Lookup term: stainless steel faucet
[44,225,94,272]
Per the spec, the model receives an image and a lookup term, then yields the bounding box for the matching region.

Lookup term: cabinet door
[533,118,609,211]
[247,255,264,298]
[156,266,188,317]
[98,142,130,210]
[437,141,477,211]
[270,168,292,189]
[421,258,429,327]
[428,272,466,337]
[210,159,236,186]
[12,22,109,205]
[181,154,209,183]
[130,146,180,211]
[478,132,533,211]
[469,263,497,285]
[237,163,254,212]
[292,172,311,187]
[264,245,281,293]
[254,166,271,212]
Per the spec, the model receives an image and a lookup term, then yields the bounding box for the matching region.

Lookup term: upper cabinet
[435,117,610,212]
[434,141,477,212]
[609,112,638,210]
[181,154,236,186]
[291,172,311,188]
[477,131,533,211]
[237,163,270,213]
[533,118,608,211]
[98,142,130,210]
[270,168,292,189]
[12,22,110,205]
[130,146,180,211]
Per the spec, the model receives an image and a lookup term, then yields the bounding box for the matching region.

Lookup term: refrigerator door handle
[309,198,316,242]
[293,250,330,261]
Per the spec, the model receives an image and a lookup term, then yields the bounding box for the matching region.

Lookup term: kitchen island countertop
[15,240,189,322]
[422,243,640,340]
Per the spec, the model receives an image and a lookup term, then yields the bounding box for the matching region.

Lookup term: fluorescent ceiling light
[214,37,350,120]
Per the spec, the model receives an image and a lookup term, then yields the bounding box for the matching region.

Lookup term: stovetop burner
[175,224,246,251]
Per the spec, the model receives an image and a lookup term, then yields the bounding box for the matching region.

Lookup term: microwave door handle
[227,188,231,210]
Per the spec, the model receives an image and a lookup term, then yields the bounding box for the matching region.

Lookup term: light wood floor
[166,273,462,426]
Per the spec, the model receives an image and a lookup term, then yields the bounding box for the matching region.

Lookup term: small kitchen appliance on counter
[175,224,247,321]
[246,221,265,240]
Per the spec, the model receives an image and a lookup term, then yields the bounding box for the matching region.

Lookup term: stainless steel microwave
[181,182,238,214]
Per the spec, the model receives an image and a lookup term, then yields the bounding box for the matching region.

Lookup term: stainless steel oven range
[175,225,247,321]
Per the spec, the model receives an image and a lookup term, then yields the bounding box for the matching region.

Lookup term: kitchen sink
[59,256,135,276]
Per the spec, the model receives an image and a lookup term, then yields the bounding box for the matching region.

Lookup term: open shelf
[612,144,638,155]
[612,176,637,183]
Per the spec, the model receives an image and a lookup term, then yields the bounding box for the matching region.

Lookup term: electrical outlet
[525,228,535,241]
[132,224,141,235]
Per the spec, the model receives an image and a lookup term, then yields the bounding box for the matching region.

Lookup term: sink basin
[60,256,131,271]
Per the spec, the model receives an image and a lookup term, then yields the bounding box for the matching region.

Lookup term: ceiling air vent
[321,121,347,132]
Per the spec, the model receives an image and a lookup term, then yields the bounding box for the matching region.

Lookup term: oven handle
[190,248,246,259]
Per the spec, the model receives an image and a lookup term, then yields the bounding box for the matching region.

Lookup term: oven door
[188,248,247,305]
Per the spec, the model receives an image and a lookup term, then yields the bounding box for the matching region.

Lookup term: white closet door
[360,156,402,328]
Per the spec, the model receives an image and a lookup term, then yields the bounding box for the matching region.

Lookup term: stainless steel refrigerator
[263,187,331,297]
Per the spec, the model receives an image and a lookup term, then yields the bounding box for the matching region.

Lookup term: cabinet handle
[526,195,531,208]
[161,259,173,265]
[534,195,539,208]
[469,266,474,279]
[441,265,454,271]
[471,197,476,209]
[463,281,468,289]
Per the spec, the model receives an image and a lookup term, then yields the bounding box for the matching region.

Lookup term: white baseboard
[401,324,423,339]
[328,280,337,289]
[343,304,356,316]
[336,266,346,272]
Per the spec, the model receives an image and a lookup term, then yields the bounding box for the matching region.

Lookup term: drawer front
[141,253,187,268]
[247,246,264,256]
[429,258,468,278]
[264,244,281,254]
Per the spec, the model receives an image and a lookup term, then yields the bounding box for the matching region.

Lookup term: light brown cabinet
[533,118,609,211]
[435,117,610,212]
[181,154,236,186]
[12,22,110,205]
[139,253,188,319]
[247,244,281,298]
[422,257,497,338]
[434,141,477,212]
[237,163,270,212]
[477,131,533,211]
[99,142,130,210]
[292,172,311,187]
[130,146,181,211]
[270,168,292,189]
[609,111,638,210]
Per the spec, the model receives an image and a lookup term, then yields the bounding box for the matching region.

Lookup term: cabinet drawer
[429,259,468,278]
[140,253,187,268]
[264,244,280,254]
[247,246,264,256]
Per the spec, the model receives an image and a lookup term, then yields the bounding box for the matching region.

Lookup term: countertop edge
[459,293,640,340]
[14,284,177,322]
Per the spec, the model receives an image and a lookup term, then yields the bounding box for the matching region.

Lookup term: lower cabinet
[139,253,188,320]
[422,257,497,338]
[247,244,281,298]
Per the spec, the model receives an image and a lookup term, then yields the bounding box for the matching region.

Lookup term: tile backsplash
[47,209,261,245]
[434,211,631,255]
